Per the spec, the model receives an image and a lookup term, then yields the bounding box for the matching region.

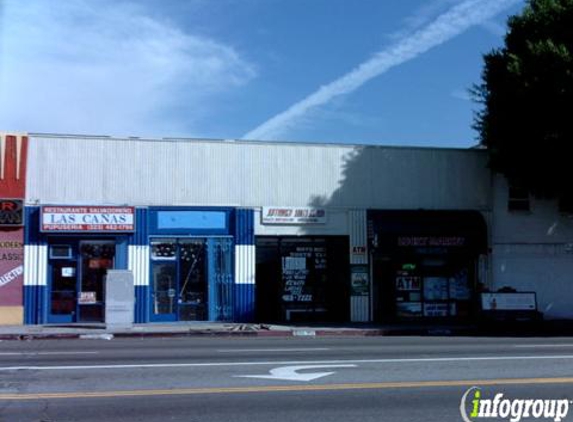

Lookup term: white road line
[217,348,331,353]
[0,351,99,356]
[514,344,573,348]
[2,354,573,372]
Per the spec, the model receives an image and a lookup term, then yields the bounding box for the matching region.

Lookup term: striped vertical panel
[350,296,370,322]
[129,245,150,323]
[234,209,255,322]
[23,244,47,324]
[129,208,149,323]
[349,209,368,264]
[349,210,370,322]
[23,207,47,324]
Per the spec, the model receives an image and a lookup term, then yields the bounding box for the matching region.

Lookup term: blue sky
[0,0,524,147]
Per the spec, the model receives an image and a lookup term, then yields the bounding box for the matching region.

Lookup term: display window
[255,236,349,323]
[149,237,233,322]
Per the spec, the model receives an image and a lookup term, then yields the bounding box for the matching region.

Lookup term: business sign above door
[0,199,23,227]
[262,207,327,224]
[41,206,135,232]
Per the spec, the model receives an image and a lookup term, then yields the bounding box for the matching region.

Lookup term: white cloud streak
[242,0,521,141]
[0,0,255,137]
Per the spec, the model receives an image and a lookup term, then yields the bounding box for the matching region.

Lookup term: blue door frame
[46,237,128,323]
[149,237,234,322]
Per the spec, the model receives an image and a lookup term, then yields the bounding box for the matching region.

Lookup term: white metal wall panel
[235,245,255,285]
[26,136,490,210]
[24,244,47,287]
[350,296,369,322]
[128,245,149,287]
[349,209,368,265]
[24,245,37,286]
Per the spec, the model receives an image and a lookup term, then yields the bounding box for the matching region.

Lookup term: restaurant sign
[41,206,135,232]
[0,199,23,227]
[262,207,327,225]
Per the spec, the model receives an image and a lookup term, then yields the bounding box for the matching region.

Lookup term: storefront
[25,206,132,324]
[368,210,487,322]
[24,206,255,324]
[256,236,350,322]
[147,207,237,322]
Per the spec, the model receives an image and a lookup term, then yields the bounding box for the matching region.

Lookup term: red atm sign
[41,206,135,232]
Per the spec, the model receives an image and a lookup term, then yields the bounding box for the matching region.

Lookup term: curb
[0,329,391,341]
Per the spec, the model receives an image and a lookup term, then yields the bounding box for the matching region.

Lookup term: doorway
[48,240,116,323]
[150,237,233,322]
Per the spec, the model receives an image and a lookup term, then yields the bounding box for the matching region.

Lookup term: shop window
[151,240,177,260]
[507,183,530,212]
[255,236,350,323]
[49,244,73,259]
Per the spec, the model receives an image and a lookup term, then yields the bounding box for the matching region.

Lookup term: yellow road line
[2,377,573,401]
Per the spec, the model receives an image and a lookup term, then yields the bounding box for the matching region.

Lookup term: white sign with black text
[262,207,327,225]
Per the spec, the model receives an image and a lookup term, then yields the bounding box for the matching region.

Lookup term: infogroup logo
[460,387,571,422]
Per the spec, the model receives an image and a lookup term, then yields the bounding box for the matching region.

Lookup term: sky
[0,0,525,147]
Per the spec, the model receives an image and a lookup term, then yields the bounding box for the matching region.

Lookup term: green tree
[473,0,573,203]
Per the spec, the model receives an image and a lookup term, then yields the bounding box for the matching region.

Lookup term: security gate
[150,237,233,322]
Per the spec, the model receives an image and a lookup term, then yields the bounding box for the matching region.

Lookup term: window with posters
[255,236,349,323]
[392,262,472,319]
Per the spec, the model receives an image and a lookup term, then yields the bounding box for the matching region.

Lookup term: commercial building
[0,132,571,325]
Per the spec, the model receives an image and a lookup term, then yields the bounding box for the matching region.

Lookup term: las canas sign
[41,206,135,232]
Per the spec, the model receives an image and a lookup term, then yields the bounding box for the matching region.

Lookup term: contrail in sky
[242,0,521,141]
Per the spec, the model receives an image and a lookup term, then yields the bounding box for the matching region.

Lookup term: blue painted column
[234,209,255,322]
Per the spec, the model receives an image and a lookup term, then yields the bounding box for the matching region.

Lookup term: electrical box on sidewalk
[105,270,134,329]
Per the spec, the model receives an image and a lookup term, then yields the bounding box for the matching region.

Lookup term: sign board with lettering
[0,228,24,306]
[481,292,537,311]
[41,206,135,232]
[262,207,327,225]
[0,199,23,227]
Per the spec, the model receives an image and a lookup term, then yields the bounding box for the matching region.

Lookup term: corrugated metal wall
[26,136,490,211]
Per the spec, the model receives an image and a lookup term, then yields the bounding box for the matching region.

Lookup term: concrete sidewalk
[2,320,572,340]
[0,321,478,340]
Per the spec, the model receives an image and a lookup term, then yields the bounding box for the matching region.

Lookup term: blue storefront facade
[23,206,255,324]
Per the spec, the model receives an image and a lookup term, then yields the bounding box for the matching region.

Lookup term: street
[2,336,573,421]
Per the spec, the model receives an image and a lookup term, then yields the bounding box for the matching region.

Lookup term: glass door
[150,240,178,321]
[78,241,115,322]
[48,240,115,323]
[178,239,208,321]
[150,238,233,322]
[49,246,78,323]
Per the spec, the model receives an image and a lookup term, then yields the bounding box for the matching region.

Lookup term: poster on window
[449,269,470,300]
[423,277,448,300]
[351,266,369,296]
[282,255,311,302]
[424,303,449,317]
[396,302,422,317]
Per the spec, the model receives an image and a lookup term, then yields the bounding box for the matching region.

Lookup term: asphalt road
[2,336,573,422]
